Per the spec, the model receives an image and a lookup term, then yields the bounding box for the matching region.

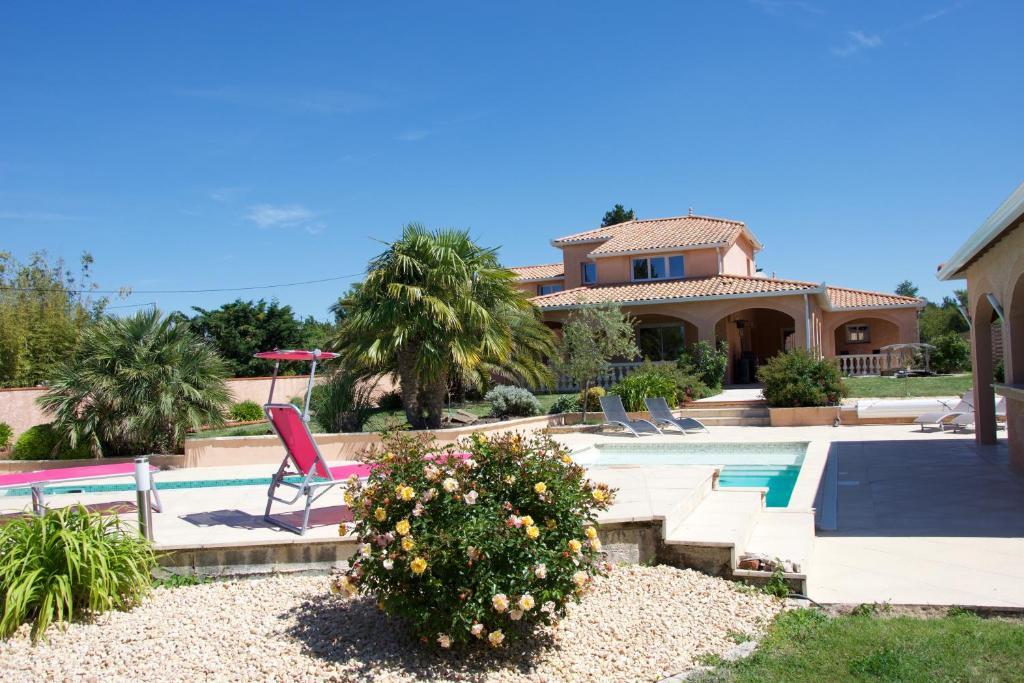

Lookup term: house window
[637,324,686,361]
[632,255,685,281]
[581,262,596,284]
[846,324,870,343]
[538,283,563,296]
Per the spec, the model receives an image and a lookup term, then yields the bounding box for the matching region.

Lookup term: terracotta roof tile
[529,275,819,309]
[509,263,564,281]
[552,214,753,256]
[826,286,923,309]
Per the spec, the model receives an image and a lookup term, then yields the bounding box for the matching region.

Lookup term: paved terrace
[1,424,1020,607]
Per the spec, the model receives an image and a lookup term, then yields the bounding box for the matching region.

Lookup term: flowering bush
[334,432,615,647]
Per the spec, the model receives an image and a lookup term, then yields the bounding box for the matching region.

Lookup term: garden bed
[0,566,781,683]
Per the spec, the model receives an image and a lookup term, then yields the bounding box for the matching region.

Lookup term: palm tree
[38,309,231,456]
[334,224,556,429]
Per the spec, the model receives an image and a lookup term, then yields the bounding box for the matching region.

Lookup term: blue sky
[2,1,1022,318]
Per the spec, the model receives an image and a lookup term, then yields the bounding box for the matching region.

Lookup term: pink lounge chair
[0,462,162,515]
[263,403,378,534]
[263,402,470,535]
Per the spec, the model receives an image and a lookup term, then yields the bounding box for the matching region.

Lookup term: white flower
[442,477,460,493]
[424,464,440,480]
[437,634,451,648]
[488,629,505,647]
[463,458,477,469]
[422,488,436,502]
[509,609,523,621]
[492,593,510,612]
[470,623,485,638]
[359,543,372,558]
[534,563,547,579]
[572,571,588,587]
[517,594,535,611]
[463,490,478,505]
[413,502,425,517]
[382,559,394,570]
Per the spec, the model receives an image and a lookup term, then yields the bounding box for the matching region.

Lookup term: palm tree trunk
[581,378,590,424]
[397,349,424,430]
[424,377,447,430]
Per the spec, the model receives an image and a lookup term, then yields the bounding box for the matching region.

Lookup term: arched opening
[1009,273,1024,385]
[971,294,999,445]
[633,313,698,362]
[833,317,900,375]
[714,307,797,384]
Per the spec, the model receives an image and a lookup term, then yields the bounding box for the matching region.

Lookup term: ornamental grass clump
[0,505,156,641]
[334,432,615,648]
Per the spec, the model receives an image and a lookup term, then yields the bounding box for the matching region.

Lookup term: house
[937,181,1023,469]
[510,212,923,385]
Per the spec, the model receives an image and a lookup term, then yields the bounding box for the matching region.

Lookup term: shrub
[485,385,541,418]
[228,400,264,422]
[759,350,847,407]
[0,422,11,451]
[377,390,403,411]
[548,393,580,415]
[0,505,156,640]
[613,365,680,412]
[578,386,606,413]
[11,423,90,460]
[310,371,379,433]
[995,359,1006,383]
[38,309,231,457]
[611,363,712,411]
[335,432,615,647]
[930,332,971,374]
[681,340,729,391]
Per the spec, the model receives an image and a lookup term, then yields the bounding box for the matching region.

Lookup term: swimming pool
[574,442,808,508]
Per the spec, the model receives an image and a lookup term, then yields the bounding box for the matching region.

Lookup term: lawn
[843,373,973,398]
[188,393,566,438]
[693,608,1024,682]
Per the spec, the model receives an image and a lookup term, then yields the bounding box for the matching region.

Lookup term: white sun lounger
[913,391,973,432]
[949,396,1007,432]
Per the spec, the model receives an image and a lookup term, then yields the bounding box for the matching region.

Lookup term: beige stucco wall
[722,236,755,277]
[0,374,399,441]
[819,308,919,358]
[962,218,1024,466]
[514,278,565,296]
[591,248,720,284]
[560,243,595,289]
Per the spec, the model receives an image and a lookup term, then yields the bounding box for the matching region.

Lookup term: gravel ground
[0,565,782,682]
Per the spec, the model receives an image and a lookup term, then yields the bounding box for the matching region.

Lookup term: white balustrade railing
[555,361,674,392]
[838,354,885,376]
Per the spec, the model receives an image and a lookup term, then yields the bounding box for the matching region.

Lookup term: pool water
[575,442,807,508]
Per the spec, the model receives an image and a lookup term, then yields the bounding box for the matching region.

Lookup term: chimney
[688,207,693,216]
[771,271,776,279]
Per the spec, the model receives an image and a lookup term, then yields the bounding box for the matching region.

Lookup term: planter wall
[768,406,842,427]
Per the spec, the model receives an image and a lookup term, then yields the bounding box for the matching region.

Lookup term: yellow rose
[592,488,606,503]
[568,539,582,554]
[590,538,602,552]
[520,515,534,527]
[374,507,387,522]
[395,519,411,536]
[343,491,354,506]
[399,485,416,502]
[401,536,415,552]
[561,454,573,464]
[410,557,427,574]
[488,629,505,647]
[585,526,598,540]
[517,594,535,611]
[525,525,540,539]
[534,482,547,494]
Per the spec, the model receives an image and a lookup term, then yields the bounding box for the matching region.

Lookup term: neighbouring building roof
[937,181,1024,281]
[508,263,564,281]
[825,286,923,310]
[529,274,821,309]
[551,214,763,257]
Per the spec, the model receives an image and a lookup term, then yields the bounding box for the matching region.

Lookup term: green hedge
[12,423,92,460]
